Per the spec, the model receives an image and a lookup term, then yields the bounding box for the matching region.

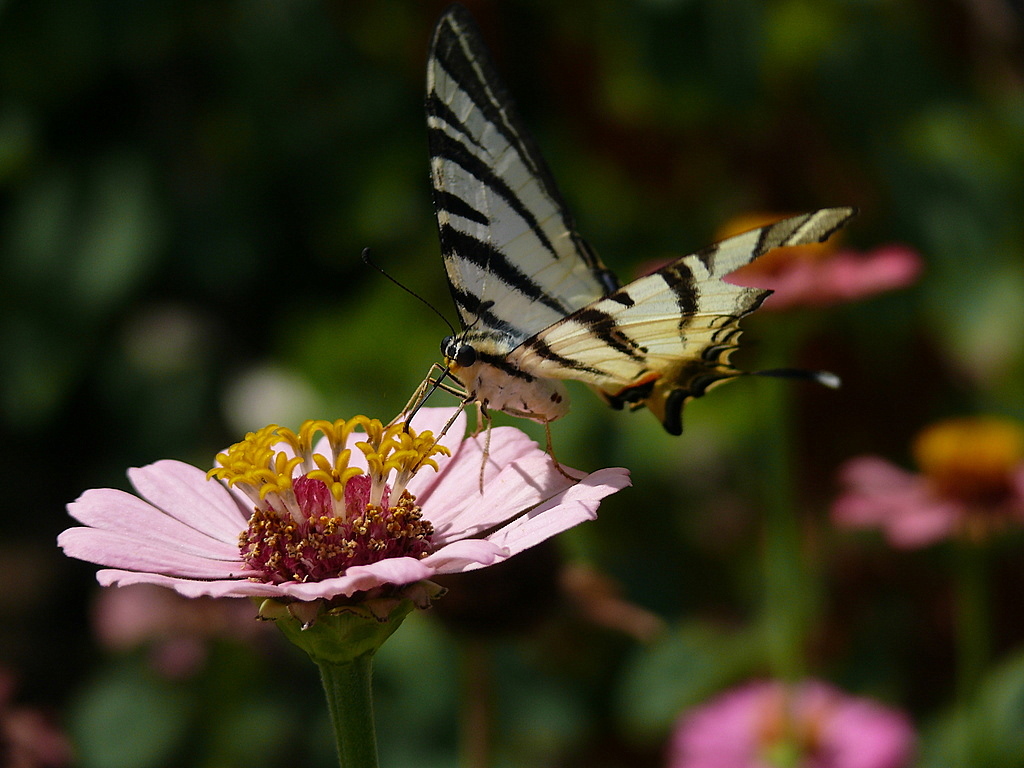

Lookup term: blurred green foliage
[4,0,1024,766]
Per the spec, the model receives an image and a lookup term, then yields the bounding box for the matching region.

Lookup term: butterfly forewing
[427,6,614,343]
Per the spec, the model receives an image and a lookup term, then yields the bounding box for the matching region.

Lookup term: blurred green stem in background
[953,541,991,703]
[754,317,818,680]
[459,639,494,768]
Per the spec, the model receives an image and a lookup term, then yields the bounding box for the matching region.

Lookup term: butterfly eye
[454,344,477,367]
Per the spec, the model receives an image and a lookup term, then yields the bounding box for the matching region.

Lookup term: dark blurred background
[3,1,1024,766]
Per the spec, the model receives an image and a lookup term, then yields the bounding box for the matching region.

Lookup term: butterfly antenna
[362,247,455,335]
[403,368,452,429]
[409,397,468,473]
[753,368,841,389]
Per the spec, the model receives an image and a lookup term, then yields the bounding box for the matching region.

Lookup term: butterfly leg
[396,363,446,422]
[470,401,489,436]
[397,362,470,429]
[542,419,582,481]
[401,399,470,478]
[477,407,493,493]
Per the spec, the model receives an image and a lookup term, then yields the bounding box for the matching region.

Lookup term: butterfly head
[441,335,478,369]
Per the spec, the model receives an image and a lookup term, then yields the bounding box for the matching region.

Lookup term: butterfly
[420,4,855,436]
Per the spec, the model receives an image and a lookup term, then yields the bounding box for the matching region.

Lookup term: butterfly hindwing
[508,208,857,433]
[427,5,615,346]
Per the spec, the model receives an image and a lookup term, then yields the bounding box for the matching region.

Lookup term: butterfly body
[442,327,572,423]
[426,5,855,435]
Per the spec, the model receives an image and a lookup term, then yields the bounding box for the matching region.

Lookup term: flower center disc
[208,416,449,585]
[240,475,434,584]
[914,417,1024,506]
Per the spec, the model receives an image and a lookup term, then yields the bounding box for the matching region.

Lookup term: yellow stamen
[354,420,451,506]
[209,415,450,511]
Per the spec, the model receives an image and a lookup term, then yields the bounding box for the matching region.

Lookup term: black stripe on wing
[658,262,699,326]
[475,349,538,382]
[449,285,522,339]
[439,224,573,316]
[435,189,489,226]
[570,307,648,361]
[518,336,607,377]
[428,123,559,258]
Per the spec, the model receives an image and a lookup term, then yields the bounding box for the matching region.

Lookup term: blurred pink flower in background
[668,679,914,768]
[59,408,629,604]
[0,670,74,768]
[92,584,272,678]
[832,417,1024,548]
[726,244,922,310]
[636,213,921,311]
[720,213,922,310]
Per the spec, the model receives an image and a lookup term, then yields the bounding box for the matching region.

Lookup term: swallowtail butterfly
[424,4,854,435]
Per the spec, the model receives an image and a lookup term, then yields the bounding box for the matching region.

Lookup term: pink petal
[832,456,961,548]
[669,679,915,768]
[413,426,540,524]
[128,460,250,543]
[832,456,924,527]
[96,570,290,599]
[59,528,243,578]
[478,468,631,558]
[884,505,960,548]
[402,406,467,445]
[833,245,922,297]
[421,538,508,572]
[66,488,240,559]
[839,456,919,492]
[279,557,436,600]
[729,245,922,310]
[670,681,771,764]
[432,450,581,540]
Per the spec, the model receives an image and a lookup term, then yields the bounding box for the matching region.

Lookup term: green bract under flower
[208,417,450,585]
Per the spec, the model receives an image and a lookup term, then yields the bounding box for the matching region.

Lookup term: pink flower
[638,213,921,311]
[92,584,272,677]
[833,417,1024,548]
[0,670,74,768]
[668,679,914,768]
[726,245,922,310]
[698,211,920,310]
[59,408,630,603]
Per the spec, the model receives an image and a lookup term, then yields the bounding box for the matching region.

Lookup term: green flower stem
[757,379,811,680]
[953,541,990,701]
[754,318,817,680]
[316,653,380,768]
[266,595,423,768]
